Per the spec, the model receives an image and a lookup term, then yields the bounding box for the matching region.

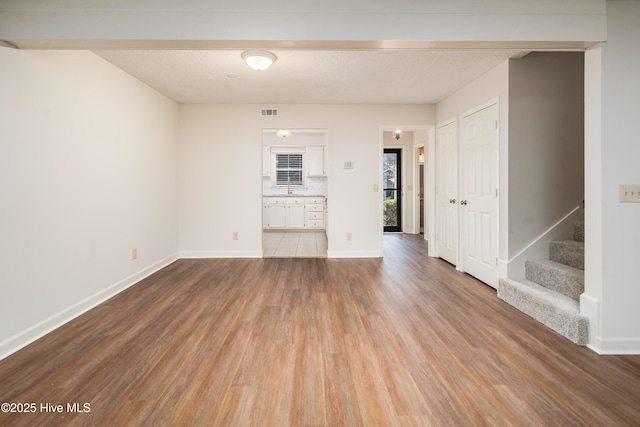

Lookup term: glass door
[383,148,402,232]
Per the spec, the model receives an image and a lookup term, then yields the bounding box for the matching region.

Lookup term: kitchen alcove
[261,129,329,258]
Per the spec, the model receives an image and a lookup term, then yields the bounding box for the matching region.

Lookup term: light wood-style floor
[263,231,327,257]
[1,234,639,426]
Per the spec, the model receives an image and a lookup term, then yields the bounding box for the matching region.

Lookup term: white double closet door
[436,102,499,288]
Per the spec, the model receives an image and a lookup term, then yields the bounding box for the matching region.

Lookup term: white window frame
[270,147,306,189]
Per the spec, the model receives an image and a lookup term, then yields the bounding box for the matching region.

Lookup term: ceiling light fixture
[241,50,277,71]
[276,129,292,138]
[394,130,403,140]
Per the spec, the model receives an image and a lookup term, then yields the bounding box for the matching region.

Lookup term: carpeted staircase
[498,221,588,345]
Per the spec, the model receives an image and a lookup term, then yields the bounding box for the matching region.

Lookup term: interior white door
[436,120,458,265]
[460,103,499,288]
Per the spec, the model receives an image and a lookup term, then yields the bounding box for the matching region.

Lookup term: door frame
[414,142,425,237]
[383,147,403,232]
[379,125,436,256]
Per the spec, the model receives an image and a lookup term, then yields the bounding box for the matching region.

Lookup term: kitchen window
[273,151,305,187]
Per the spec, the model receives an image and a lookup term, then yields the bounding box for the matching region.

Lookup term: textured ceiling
[94,48,529,104]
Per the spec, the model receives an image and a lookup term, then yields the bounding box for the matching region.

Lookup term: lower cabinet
[287,202,306,229]
[264,197,325,229]
[267,204,286,228]
[305,198,325,229]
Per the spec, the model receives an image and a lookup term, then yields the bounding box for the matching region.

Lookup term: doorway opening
[383,148,402,232]
[418,145,425,235]
[380,125,435,257]
[261,128,329,258]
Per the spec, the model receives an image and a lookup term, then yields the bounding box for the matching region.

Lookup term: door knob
[461,200,468,205]
[449,199,456,204]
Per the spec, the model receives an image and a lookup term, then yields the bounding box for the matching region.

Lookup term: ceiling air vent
[260,108,279,117]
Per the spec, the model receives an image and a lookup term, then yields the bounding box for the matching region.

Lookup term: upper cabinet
[262,146,271,176]
[307,146,326,176]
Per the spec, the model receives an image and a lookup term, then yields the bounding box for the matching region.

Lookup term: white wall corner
[497,259,508,279]
[0,253,179,361]
[580,292,601,354]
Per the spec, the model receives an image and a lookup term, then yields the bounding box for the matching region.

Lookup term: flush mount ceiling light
[241,50,277,71]
[276,129,292,138]
[394,130,403,140]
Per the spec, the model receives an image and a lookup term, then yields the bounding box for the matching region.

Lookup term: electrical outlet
[620,185,640,203]
[233,231,239,240]
[346,232,352,241]
[373,184,379,192]
[132,248,137,260]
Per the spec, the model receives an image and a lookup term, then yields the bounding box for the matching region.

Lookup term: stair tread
[551,240,584,248]
[501,278,580,310]
[527,258,583,274]
[498,278,588,345]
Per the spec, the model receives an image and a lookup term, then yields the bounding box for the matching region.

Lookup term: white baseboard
[595,338,640,355]
[0,253,179,361]
[179,250,263,258]
[327,250,382,258]
[581,293,640,354]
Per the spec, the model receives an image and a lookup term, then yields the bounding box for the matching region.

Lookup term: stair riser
[549,242,584,270]
[525,260,583,301]
[498,279,588,346]
[574,221,585,243]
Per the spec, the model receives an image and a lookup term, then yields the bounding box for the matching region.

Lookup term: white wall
[507,52,585,263]
[178,104,434,258]
[0,49,179,359]
[583,0,640,354]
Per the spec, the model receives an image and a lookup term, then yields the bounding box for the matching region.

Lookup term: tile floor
[262,231,328,257]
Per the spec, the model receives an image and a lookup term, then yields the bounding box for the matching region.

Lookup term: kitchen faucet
[287,176,292,194]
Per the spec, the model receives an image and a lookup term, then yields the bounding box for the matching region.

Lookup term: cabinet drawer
[265,197,287,205]
[287,198,306,205]
[305,204,324,212]
[305,219,324,229]
[305,198,325,205]
[305,211,324,220]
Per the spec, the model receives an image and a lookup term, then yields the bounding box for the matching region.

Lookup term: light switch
[620,185,640,203]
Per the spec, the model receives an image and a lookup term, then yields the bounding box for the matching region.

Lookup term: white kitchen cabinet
[267,205,286,228]
[307,146,326,176]
[262,146,270,176]
[287,204,306,228]
[304,197,325,229]
[264,196,325,229]
[263,201,268,228]
[265,198,287,228]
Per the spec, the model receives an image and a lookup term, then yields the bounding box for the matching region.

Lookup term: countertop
[263,194,326,198]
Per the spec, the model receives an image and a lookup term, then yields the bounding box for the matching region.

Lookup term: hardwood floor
[1,234,639,426]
